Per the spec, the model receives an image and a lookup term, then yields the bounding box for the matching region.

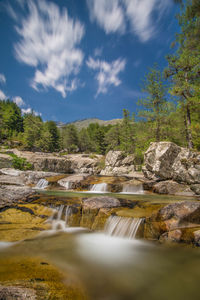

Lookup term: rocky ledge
[143,142,200,196]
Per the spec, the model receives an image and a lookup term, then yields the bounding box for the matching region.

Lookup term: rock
[58,174,89,189]
[0,153,13,169]
[143,142,200,186]
[160,229,182,243]
[83,196,121,209]
[100,151,135,176]
[6,149,102,174]
[0,286,36,300]
[190,184,200,195]
[0,185,34,208]
[153,180,195,196]
[0,168,62,186]
[157,201,200,230]
[193,230,200,246]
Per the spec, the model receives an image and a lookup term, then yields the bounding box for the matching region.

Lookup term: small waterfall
[51,205,72,231]
[104,216,143,239]
[90,183,108,193]
[122,183,144,194]
[36,178,49,189]
[59,180,72,190]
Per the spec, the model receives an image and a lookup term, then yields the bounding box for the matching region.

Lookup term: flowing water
[122,183,144,194]
[90,183,108,193]
[35,178,49,189]
[104,216,144,239]
[1,191,200,299]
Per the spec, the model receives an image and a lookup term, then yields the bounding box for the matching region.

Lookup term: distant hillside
[57,118,122,130]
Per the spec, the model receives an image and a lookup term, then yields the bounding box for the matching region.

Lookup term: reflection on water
[0,231,200,300]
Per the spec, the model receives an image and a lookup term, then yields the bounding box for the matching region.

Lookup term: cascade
[104,216,143,239]
[35,178,49,189]
[122,183,144,194]
[51,205,72,231]
[90,183,108,193]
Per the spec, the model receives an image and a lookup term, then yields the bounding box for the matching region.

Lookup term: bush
[9,154,33,170]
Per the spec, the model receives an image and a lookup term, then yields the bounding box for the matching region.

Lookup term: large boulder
[143,142,200,185]
[153,180,195,196]
[100,151,135,176]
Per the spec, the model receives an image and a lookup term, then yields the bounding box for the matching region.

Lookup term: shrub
[9,154,33,170]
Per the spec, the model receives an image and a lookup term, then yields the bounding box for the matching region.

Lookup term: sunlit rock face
[100,150,135,176]
[143,142,200,186]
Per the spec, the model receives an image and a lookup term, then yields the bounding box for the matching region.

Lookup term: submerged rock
[0,286,36,300]
[143,142,200,186]
[83,196,121,209]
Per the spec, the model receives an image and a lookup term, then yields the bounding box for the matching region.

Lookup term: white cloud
[0,73,6,84]
[14,0,85,98]
[87,57,126,96]
[21,107,42,116]
[0,90,7,99]
[6,3,18,21]
[123,0,170,42]
[13,96,25,107]
[87,0,125,34]
[87,0,170,42]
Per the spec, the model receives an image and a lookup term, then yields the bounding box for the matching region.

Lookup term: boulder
[0,185,34,208]
[100,151,135,176]
[143,142,200,185]
[157,201,200,229]
[83,196,121,209]
[58,174,89,189]
[153,180,195,196]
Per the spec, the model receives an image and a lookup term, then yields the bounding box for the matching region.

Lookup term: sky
[0,0,180,122]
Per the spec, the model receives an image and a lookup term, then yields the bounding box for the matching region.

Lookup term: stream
[0,190,200,299]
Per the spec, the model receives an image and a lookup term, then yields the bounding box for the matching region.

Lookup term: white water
[90,183,108,193]
[104,216,143,239]
[36,178,49,189]
[59,180,72,190]
[121,183,144,194]
[51,205,72,231]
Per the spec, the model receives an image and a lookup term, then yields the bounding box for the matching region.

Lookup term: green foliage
[0,100,23,141]
[61,124,79,153]
[138,65,170,142]
[9,154,33,170]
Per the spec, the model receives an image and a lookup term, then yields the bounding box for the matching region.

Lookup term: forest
[0,0,199,165]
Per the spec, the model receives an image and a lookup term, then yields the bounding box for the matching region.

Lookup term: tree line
[0,0,199,162]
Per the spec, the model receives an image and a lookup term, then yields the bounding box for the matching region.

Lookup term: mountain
[57,118,122,130]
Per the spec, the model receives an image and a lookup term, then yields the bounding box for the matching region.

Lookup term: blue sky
[0,0,180,122]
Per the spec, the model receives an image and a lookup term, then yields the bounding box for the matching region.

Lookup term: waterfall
[59,180,72,190]
[90,183,108,193]
[35,178,49,189]
[51,205,72,231]
[121,183,144,194]
[104,216,143,239]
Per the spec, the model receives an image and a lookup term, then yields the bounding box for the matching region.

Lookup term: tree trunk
[156,118,160,142]
[185,104,193,149]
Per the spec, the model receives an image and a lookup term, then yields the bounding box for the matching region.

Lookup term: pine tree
[138,65,168,142]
